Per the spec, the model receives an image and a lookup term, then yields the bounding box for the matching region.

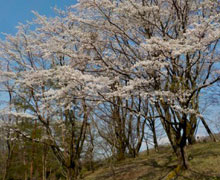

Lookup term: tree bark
[152,125,159,152]
[3,143,12,180]
[67,167,75,180]
[188,135,196,145]
[200,116,216,142]
[117,145,126,160]
[172,143,188,170]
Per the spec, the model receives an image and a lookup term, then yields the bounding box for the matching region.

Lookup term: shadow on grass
[87,143,220,180]
[136,156,178,180]
[184,169,220,180]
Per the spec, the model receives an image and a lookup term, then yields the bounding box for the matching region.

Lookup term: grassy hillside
[83,142,220,180]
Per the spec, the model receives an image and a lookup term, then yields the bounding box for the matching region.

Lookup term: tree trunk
[67,167,75,180]
[3,150,11,180]
[179,146,188,169]
[66,160,81,180]
[152,126,159,152]
[173,144,188,170]
[3,139,13,180]
[67,166,78,180]
[24,150,28,180]
[200,116,216,142]
[117,147,126,160]
[42,145,47,180]
[188,135,196,145]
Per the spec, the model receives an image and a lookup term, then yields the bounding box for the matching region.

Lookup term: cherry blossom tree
[72,0,220,169]
[0,21,96,179]
[0,0,220,174]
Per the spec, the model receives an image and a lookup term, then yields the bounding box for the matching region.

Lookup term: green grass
[83,142,220,180]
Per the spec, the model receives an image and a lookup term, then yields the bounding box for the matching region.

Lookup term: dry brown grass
[83,142,220,180]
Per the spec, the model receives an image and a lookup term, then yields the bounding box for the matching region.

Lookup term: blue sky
[0,0,77,39]
[0,0,77,108]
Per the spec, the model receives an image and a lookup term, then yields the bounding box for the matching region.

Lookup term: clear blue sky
[0,0,77,108]
[0,0,77,39]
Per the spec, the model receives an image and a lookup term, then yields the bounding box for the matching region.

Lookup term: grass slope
[84,142,220,180]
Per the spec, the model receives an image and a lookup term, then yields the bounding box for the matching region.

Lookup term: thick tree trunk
[187,113,197,145]
[66,160,81,180]
[168,126,188,170]
[188,135,196,145]
[165,145,187,180]
[173,144,188,170]
[179,146,188,169]
[67,167,75,180]
[117,146,126,160]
